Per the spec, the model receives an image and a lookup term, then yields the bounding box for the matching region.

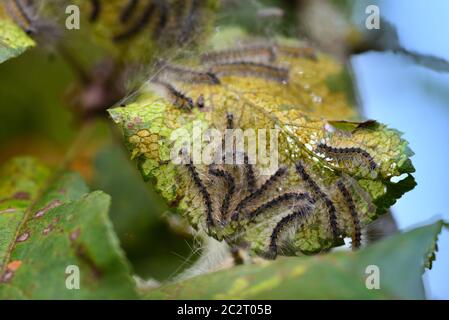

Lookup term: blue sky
[351,0,449,299]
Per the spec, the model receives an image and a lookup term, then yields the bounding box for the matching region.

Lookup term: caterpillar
[119,0,139,23]
[243,153,256,194]
[113,1,156,42]
[210,62,289,83]
[89,0,101,22]
[267,204,313,259]
[150,80,194,111]
[295,162,339,238]
[316,144,378,171]
[248,192,314,221]
[209,167,236,222]
[276,45,317,60]
[231,166,288,221]
[152,0,169,40]
[177,0,200,44]
[336,181,361,249]
[201,46,277,64]
[186,160,214,227]
[156,61,221,85]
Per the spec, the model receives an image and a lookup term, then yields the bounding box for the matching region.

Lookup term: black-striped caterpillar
[178,113,370,258]
[83,0,214,47]
[316,144,377,171]
[209,62,289,83]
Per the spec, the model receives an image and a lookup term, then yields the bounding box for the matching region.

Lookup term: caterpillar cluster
[147,42,317,111]
[86,0,212,47]
[181,113,372,258]
[114,40,383,257]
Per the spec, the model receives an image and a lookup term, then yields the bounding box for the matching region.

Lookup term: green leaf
[0,9,35,64]
[0,157,137,299]
[143,221,447,300]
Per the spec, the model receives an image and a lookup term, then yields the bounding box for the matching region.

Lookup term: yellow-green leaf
[110,29,415,257]
[0,6,35,64]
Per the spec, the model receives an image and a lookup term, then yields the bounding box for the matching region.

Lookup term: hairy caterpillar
[231,166,288,221]
[186,160,214,228]
[248,192,314,220]
[316,144,377,172]
[268,204,313,259]
[150,80,194,110]
[336,181,361,249]
[209,167,236,221]
[119,0,139,23]
[243,153,256,194]
[177,0,200,44]
[152,0,169,40]
[201,46,277,64]
[156,61,221,85]
[113,1,156,42]
[276,45,317,60]
[200,44,316,65]
[209,62,289,83]
[295,161,339,238]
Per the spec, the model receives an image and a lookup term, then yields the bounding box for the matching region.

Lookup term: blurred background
[351,0,449,300]
[0,0,447,299]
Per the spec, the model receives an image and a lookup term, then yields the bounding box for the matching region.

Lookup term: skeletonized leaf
[110,29,415,257]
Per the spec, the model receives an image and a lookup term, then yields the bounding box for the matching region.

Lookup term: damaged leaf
[110,29,415,257]
[0,157,137,299]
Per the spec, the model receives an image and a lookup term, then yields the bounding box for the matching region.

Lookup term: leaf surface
[143,221,447,300]
[0,6,35,64]
[0,158,137,299]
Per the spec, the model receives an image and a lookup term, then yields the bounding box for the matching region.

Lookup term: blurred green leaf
[0,50,75,148]
[93,143,196,281]
[143,221,446,299]
[0,157,137,299]
[0,12,35,64]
